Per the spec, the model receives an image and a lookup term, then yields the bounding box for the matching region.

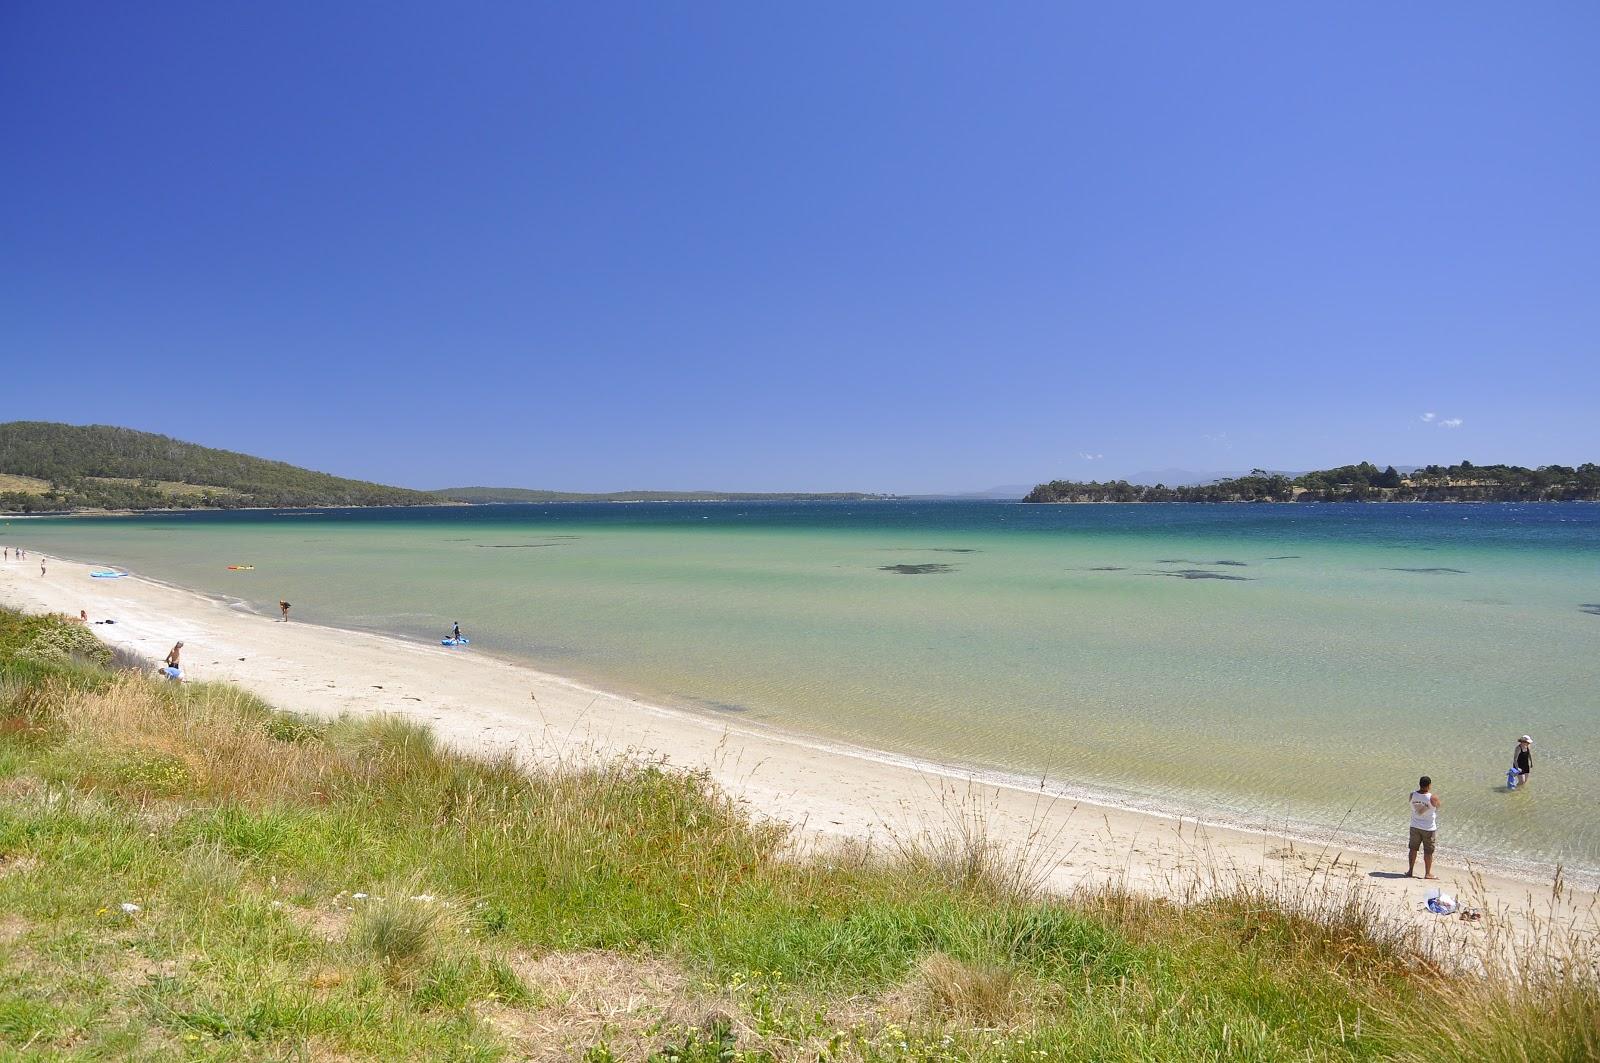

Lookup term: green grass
[0,608,1595,1060]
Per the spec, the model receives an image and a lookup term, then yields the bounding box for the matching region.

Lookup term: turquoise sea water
[8,502,1598,874]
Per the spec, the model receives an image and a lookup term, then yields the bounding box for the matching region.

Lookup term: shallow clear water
[9,502,1598,873]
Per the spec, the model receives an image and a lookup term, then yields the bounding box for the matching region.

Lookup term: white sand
[3,551,1595,963]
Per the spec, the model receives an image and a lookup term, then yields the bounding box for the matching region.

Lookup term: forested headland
[1024,461,1600,503]
[0,422,442,512]
[0,422,880,514]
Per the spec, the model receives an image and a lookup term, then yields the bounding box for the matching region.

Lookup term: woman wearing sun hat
[1511,735,1533,786]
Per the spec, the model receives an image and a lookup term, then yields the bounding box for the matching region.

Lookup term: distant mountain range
[902,484,1034,500]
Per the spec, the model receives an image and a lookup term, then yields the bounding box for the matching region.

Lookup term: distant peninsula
[1024,461,1600,503]
[0,423,882,514]
[435,487,883,504]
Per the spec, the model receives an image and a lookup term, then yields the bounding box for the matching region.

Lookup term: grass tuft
[915,951,1017,1022]
[352,892,454,972]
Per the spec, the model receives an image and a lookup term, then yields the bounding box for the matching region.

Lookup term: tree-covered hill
[1024,461,1600,503]
[0,422,444,512]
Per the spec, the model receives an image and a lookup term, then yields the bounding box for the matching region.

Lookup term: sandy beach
[3,551,1594,964]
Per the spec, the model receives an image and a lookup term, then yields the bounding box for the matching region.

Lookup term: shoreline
[3,551,1597,960]
[8,496,1600,520]
[12,545,1580,893]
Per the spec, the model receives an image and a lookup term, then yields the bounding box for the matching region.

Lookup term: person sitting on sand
[279,600,291,622]
[77,610,87,624]
[1511,735,1533,785]
[1407,776,1441,880]
[161,641,184,682]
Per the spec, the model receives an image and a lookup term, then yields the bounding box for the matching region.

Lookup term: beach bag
[1424,888,1457,915]
[1506,767,1522,790]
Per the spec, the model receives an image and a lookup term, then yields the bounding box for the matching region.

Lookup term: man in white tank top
[1407,775,1441,879]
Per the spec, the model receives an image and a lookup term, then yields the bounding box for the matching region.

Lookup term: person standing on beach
[1511,736,1533,785]
[40,558,46,577]
[162,641,184,682]
[452,621,462,642]
[279,600,291,622]
[1407,776,1441,879]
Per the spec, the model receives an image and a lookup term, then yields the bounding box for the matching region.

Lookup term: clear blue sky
[3,3,1596,493]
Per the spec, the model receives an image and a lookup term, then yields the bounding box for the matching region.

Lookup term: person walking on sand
[1511,735,1533,786]
[1407,776,1441,879]
[279,600,291,622]
[40,558,46,577]
[452,621,462,642]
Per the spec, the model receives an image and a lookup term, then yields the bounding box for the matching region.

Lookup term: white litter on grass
[352,893,369,900]
[120,903,141,914]
[410,894,436,903]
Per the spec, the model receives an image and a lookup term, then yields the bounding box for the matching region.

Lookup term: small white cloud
[1420,412,1436,422]
[1438,418,1463,429]
[1078,452,1104,461]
